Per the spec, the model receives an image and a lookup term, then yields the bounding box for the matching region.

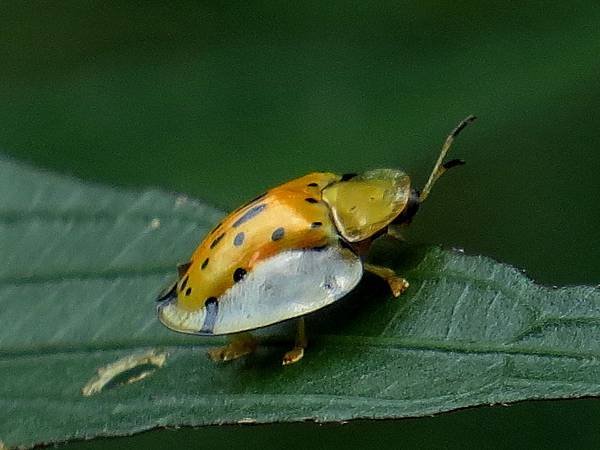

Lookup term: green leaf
[1,156,599,448]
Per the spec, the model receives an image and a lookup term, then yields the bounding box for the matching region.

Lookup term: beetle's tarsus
[208,333,257,362]
[387,276,410,298]
[364,263,409,297]
[282,318,307,365]
[282,347,305,365]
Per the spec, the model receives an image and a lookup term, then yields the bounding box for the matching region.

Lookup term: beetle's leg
[364,263,409,298]
[207,332,257,362]
[386,224,406,242]
[282,318,307,366]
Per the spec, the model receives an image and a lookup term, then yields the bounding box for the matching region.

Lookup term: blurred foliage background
[1,1,599,448]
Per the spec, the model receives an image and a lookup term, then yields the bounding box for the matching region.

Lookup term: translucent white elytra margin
[157,246,363,335]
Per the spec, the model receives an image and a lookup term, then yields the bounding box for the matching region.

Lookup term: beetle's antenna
[419,115,476,203]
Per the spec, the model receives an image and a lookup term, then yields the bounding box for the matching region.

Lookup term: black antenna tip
[451,115,477,138]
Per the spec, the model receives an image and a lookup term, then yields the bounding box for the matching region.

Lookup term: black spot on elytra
[233,268,247,283]
[179,275,189,291]
[233,203,267,227]
[200,297,219,334]
[271,227,285,241]
[210,233,225,249]
[185,287,192,296]
[209,221,223,235]
[201,258,209,270]
[305,198,319,204]
[311,221,322,228]
[307,182,319,187]
[234,232,245,246]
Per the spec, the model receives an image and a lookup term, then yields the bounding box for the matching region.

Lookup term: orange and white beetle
[157,116,476,365]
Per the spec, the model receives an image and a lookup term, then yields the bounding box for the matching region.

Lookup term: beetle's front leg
[364,263,409,298]
[282,318,307,366]
[208,332,258,362]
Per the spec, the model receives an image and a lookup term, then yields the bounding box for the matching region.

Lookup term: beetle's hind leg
[208,332,258,362]
[282,318,307,366]
[364,263,409,298]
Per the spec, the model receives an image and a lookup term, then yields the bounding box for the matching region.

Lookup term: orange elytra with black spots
[156,116,476,361]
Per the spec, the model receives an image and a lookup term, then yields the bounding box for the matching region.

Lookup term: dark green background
[1,2,599,448]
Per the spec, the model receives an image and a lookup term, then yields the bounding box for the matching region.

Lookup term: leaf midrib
[1,333,599,363]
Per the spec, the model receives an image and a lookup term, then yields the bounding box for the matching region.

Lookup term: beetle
[157,116,476,365]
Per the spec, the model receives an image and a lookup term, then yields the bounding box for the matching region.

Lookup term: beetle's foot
[208,333,257,362]
[282,318,307,366]
[364,263,409,298]
[387,277,409,298]
[282,346,304,366]
[208,345,253,362]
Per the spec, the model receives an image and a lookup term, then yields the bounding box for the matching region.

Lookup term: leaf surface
[1,157,599,448]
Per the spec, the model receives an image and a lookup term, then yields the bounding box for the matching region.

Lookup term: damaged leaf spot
[237,418,257,424]
[174,195,188,207]
[81,349,167,397]
[149,218,161,229]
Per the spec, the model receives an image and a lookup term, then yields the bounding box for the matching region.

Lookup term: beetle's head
[322,116,476,243]
[322,168,415,242]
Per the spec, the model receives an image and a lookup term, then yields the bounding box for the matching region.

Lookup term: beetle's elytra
[157,116,476,365]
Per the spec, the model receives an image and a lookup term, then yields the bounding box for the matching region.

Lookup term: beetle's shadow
[306,240,432,337]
